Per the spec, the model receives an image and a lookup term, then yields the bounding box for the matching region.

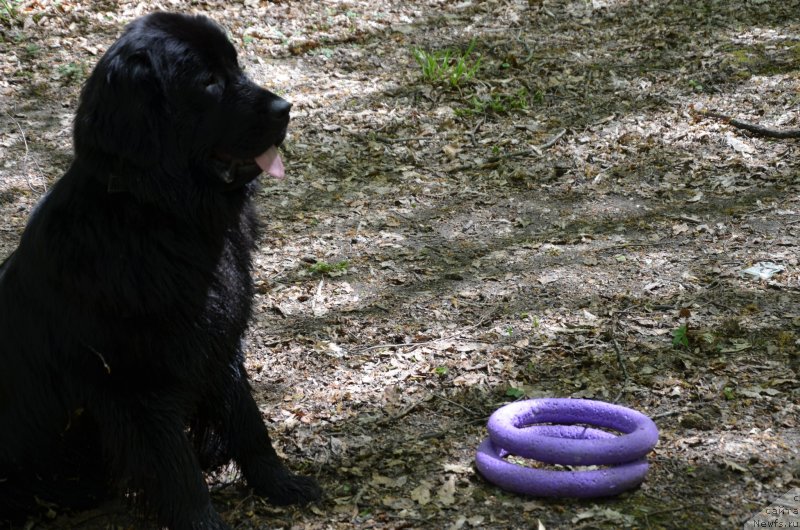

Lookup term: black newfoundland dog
[0,12,320,529]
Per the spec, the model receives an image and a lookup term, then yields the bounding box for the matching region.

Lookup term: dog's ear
[74,47,164,182]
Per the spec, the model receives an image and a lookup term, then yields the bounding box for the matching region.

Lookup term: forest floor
[1,0,799,528]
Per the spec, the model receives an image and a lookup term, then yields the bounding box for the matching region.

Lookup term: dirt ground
[1,0,799,528]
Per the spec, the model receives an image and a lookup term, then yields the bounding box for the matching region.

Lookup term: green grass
[308,260,349,275]
[456,87,534,116]
[505,387,524,399]
[687,79,704,92]
[412,38,482,88]
[23,43,41,59]
[0,0,20,26]
[57,61,87,85]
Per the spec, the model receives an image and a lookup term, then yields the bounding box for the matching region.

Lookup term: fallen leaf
[467,515,485,526]
[411,482,431,505]
[437,475,457,505]
[672,223,689,235]
[725,133,754,155]
[687,191,704,203]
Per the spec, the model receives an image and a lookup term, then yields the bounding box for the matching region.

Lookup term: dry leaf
[411,482,432,505]
[437,475,457,505]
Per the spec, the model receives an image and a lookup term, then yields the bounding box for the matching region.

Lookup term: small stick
[484,128,567,163]
[447,128,566,173]
[434,394,478,416]
[694,108,800,139]
[356,304,499,354]
[6,111,47,192]
[651,407,693,420]
[610,314,630,404]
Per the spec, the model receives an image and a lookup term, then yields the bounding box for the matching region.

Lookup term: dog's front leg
[221,370,322,506]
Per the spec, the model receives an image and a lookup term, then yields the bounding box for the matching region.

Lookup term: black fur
[0,12,320,530]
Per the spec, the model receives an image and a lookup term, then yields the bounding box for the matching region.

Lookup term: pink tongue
[254,146,284,179]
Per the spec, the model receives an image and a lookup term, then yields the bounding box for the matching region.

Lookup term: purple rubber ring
[475,437,650,498]
[487,399,659,465]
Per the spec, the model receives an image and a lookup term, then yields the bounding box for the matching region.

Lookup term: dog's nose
[270,98,292,119]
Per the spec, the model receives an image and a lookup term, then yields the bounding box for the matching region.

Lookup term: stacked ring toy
[475,398,658,498]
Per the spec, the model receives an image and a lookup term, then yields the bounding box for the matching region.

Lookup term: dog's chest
[203,236,253,327]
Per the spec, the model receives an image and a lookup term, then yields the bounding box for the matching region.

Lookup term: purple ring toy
[475,399,658,498]
[475,438,650,498]
[487,398,659,465]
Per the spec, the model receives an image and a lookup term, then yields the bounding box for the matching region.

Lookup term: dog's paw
[254,473,322,506]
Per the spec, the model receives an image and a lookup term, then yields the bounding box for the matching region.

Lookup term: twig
[643,502,705,526]
[447,128,567,173]
[433,394,479,416]
[539,128,567,149]
[378,393,432,425]
[351,484,369,505]
[311,278,324,314]
[5,111,47,193]
[610,341,628,403]
[419,430,447,440]
[669,214,703,224]
[487,128,567,161]
[230,492,255,514]
[373,134,432,144]
[651,406,693,420]
[610,314,629,404]
[355,304,500,354]
[469,116,485,146]
[694,108,800,139]
[514,30,535,64]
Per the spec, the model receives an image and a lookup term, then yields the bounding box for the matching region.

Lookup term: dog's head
[74,12,289,197]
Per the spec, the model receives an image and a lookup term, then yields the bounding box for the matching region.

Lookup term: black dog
[0,12,320,529]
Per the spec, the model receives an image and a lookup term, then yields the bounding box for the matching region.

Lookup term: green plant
[57,61,87,84]
[688,79,704,92]
[672,324,689,348]
[672,307,691,348]
[23,43,40,58]
[457,87,530,116]
[525,361,536,373]
[308,260,349,275]
[434,366,448,376]
[412,38,482,88]
[0,0,20,26]
[506,387,524,399]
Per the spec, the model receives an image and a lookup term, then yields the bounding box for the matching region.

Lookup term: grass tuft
[412,38,482,88]
[0,0,20,26]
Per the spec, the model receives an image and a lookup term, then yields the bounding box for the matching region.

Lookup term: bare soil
[1,1,799,528]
